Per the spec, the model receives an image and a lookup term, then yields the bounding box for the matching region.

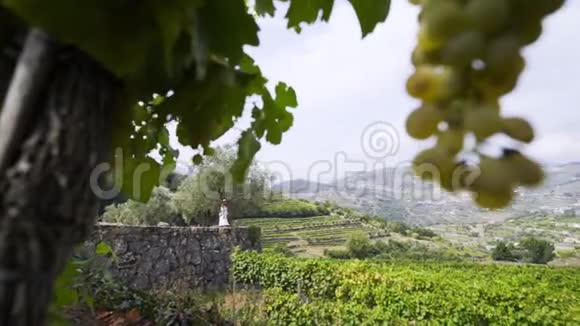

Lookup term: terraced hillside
[235,215,388,256]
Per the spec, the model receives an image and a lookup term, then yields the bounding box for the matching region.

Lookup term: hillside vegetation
[235,202,452,258]
[232,250,580,325]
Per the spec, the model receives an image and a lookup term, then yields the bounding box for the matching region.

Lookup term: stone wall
[88,224,260,290]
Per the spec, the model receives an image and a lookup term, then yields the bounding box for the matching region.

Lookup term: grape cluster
[406,0,564,208]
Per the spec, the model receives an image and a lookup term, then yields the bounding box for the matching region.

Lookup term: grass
[235,215,385,255]
[236,215,344,230]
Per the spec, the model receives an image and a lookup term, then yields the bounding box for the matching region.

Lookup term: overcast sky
[175,1,580,180]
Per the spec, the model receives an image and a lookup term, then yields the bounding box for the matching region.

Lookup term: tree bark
[0,30,120,325]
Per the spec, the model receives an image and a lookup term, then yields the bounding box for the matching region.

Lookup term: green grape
[408,65,462,102]
[476,54,525,97]
[412,147,455,189]
[192,154,203,165]
[455,163,480,190]
[406,105,442,140]
[418,28,443,51]
[436,128,464,155]
[473,188,513,209]
[441,30,485,67]
[536,0,566,16]
[469,156,515,193]
[465,0,510,35]
[406,65,444,101]
[502,117,534,143]
[464,106,502,141]
[485,36,521,74]
[513,21,543,46]
[443,100,467,128]
[411,46,441,66]
[503,151,544,186]
[509,0,563,21]
[422,1,468,42]
[407,0,563,209]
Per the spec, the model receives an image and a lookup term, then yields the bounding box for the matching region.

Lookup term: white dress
[218,203,230,226]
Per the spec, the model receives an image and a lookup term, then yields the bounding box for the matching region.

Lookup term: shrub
[269,243,294,257]
[492,238,555,264]
[519,237,555,264]
[492,241,519,262]
[390,222,410,235]
[345,231,376,259]
[101,186,184,226]
[324,249,351,259]
[412,226,437,239]
[256,199,321,218]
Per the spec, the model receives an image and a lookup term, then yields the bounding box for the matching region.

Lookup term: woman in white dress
[218,199,230,226]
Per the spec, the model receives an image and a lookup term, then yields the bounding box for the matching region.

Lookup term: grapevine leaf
[275,82,298,108]
[118,157,161,202]
[1,0,177,77]
[193,154,203,165]
[154,2,187,72]
[53,261,79,306]
[255,0,276,17]
[252,106,267,138]
[240,54,269,94]
[266,123,283,144]
[158,127,170,147]
[168,62,254,148]
[278,111,294,132]
[199,0,260,64]
[286,0,334,30]
[347,0,391,37]
[191,16,210,80]
[95,242,113,256]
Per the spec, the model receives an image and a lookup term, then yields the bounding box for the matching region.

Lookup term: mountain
[272,163,580,225]
[271,179,334,194]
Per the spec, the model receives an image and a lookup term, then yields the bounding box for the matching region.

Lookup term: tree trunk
[0,30,119,325]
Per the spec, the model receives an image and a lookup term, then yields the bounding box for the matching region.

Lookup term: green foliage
[345,231,376,259]
[173,146,269,224]
[0,0,391,202]
[268,243,295,257]
[101,186,183,226]
[348,0,391,37]
[255,0,276,17]
[374,240,461,262]
[492,237,555,264]
[492,240,519,262]
[325,234,460,262]
[520,237,556,264]
[323,248,351,259]
[412,226,437,239]
[50,241,115,325]
[233,251,580,324]
[85,280,230,325]
[285,0,334,31]
[256,198,321,218]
